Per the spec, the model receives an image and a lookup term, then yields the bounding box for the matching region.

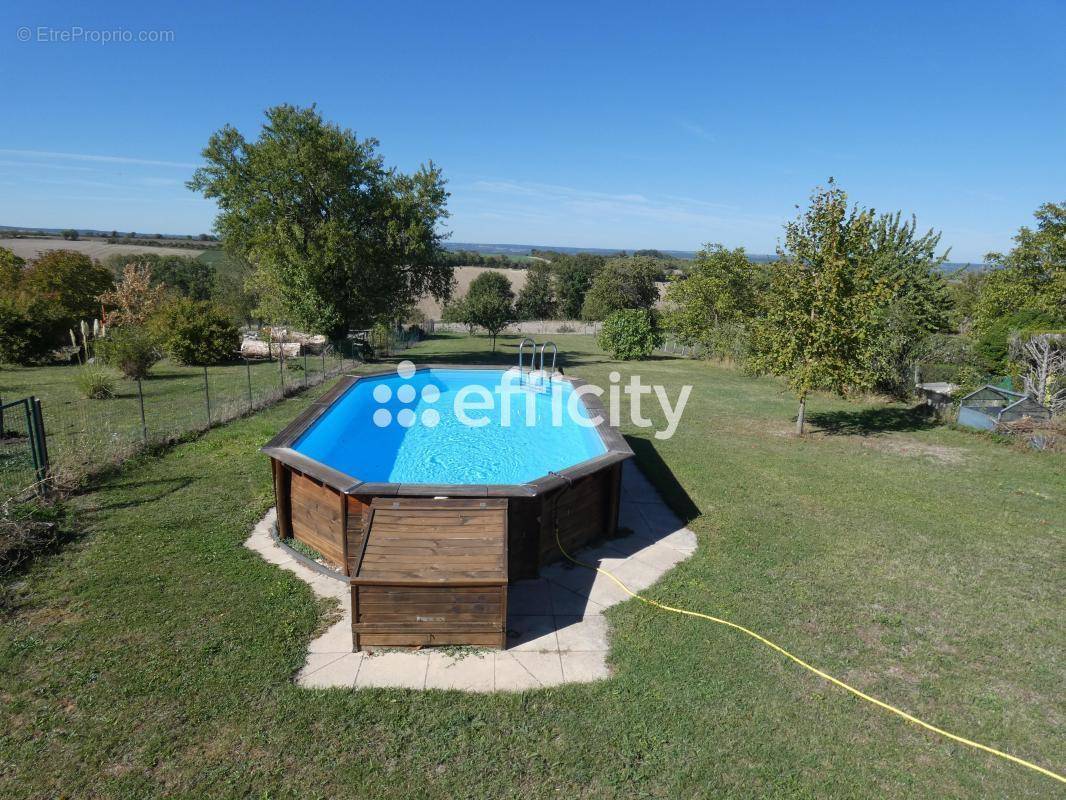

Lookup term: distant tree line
[439,250,530,269]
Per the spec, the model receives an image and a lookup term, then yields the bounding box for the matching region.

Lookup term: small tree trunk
[796,395,807,436]
[491,333,497,352]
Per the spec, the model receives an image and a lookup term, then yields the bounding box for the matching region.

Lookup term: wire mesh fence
[2,344,361,501]
[0,397,47,502]
[658,338,706,358]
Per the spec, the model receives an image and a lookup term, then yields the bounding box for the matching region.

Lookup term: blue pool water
[293,369,607,484]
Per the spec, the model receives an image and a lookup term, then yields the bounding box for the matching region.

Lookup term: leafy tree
[598,309,663,360]
[748,183,890,434]
[974,202,1066,332]
[0,297,64,364]
[188,104,452,338]
[0,246,25,292]
[865,212,953,396]
[210,254,258,326]
[61,229,79,241]
[99,264,169,327]
[105,253,215,300]
[580,256,660,321]
[665,244,761,353]
[150,298,240,366]
[96,326,161,379]
[552,253,604,319]
[515,262,556,320]
[441,297,476,333]
[458,271,514,350]
[974,308,1065,372]
[945,269,987,328]
[22,250,113,325]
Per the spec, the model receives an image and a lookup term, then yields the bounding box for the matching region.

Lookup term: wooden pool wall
[270,455,624,581]
[263,365,633,581]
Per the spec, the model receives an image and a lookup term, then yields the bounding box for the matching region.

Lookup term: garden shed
[956,385,1051,431]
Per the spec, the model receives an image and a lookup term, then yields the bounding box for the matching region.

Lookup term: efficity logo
[370,360,442,429]
[372,361,691,440]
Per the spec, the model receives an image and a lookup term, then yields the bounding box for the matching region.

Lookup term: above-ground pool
[263,364,632,583]
[292,367,608,485]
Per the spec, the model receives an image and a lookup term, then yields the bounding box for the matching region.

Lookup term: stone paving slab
[243,462,697,692]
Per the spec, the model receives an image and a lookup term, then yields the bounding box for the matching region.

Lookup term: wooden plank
[358,586,500,598]
[272,460,293,540]
[353,621,502,632]
[356,632,504,648]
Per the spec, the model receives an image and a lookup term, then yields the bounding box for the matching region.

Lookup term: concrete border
[243,460,697,692]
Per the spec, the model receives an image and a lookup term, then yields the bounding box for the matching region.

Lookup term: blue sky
[1,1,1063,261]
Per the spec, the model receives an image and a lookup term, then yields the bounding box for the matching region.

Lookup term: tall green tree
[865,212,953,395]
[665,244,761,349]
[515,262,556,320]
[22,250,114,325]
[749,183,891,434]
[580,256,660,321]
[458,271,514,350]
[188,104,452,338]
[552,253,604,319]
[973,202,1066,333]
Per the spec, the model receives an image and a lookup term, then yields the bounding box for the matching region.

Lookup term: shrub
[99,264,168,327]
[974,308,1064,373]
[74,363,116,399]
[150,298,239,366]
[0,297,64,364]
[96,326,161,379]
[21,250,113,326]
[1,500,65,581]
[598,309,663,360]
[580,257,660,321]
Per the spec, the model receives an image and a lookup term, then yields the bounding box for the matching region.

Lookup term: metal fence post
[203,365,212,427]
[136,378,148,442]
[31,397,49,495]
[245,358,253,412]
[22,399,39,475]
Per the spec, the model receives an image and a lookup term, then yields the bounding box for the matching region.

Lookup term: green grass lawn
[0,351,347,491]
[0,332,1062,798]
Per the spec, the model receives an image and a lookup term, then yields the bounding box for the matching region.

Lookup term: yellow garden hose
[549,485,1065,786]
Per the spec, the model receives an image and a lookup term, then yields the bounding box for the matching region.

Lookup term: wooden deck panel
[351,498,508,650]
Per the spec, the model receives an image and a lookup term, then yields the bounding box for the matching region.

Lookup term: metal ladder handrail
[516,337,536,384]
[537,341,558,387]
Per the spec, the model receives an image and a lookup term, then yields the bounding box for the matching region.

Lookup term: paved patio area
[244,460,696,691]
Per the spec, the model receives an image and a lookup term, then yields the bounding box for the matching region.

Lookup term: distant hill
[0,224,216,241]
[1,227,988,273]
[443,241,985,272]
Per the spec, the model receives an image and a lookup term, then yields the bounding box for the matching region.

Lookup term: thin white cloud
[471,180,649,205]
[464,178,777,230]
[678,119,714,142]
[0,148,197,169]
[0,159,97,172]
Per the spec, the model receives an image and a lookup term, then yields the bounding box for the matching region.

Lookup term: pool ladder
[516,338,558,390]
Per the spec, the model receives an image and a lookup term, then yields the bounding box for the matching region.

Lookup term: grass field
[0,333,1062,798]
[0,351,350,494]
[0,237,209,261]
